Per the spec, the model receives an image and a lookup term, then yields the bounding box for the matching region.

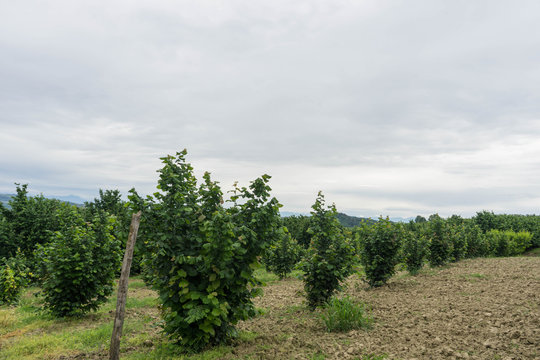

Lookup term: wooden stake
[109,211,142,360]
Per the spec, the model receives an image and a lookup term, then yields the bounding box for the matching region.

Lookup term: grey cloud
[1,1,540,216]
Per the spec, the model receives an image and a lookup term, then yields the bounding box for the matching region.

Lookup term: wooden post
[109,211,142,360]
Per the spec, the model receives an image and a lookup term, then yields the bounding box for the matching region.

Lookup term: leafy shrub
[401,229,428,275]
[358,218,401,286]
[40,208,121,317]
[0,184,62,261]
[473,212,540,249]
[427,215,451,267]
[485,230,532,257]
[508,231,532,255]
[449,224,468,262]
[282,215,312,248]
[83,189,138,273]
[263,227,303,279]
[301,192,355,309]
[485,230,510,257]
[321,296,373,332]
[0,253,29,305]
[0,214,16,260]
[464,223,487,258]
[129,150,281,351]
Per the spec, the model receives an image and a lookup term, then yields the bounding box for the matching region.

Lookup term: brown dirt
[230,257,540,360]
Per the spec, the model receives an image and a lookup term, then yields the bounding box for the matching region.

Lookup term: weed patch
[321,296,373,332]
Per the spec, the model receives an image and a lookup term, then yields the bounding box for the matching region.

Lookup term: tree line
[1,150,539,352]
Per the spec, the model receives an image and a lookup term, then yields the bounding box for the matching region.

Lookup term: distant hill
[280,211,307,217]
[336,212,376,227]
[0,193,84,208]
[50,195,86,205]
[389,216,416,223]
[0,194,13,206]
[281,210,376,227]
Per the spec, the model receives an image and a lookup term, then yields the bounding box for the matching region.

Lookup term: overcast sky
[1,0,540,218]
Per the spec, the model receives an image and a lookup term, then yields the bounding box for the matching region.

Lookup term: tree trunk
[109,211,142,360]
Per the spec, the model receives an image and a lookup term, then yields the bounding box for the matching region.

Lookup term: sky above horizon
[1,0,540,218]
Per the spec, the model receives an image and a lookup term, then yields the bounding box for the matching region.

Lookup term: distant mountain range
[1,194,415,226]
[0,193,86,207]
[0,194,13,205]
[280,210,376,227]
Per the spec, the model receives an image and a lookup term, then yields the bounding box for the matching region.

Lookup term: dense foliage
[263,227,303,279]
[301,192,355,309]
[39,206,121,317]
[129,150,281,351]
[281,215,311,248]
[474,211,540,248]
[427,215,452,267]
[401,225,428,275]
[82,189,139,273]
[358,218,402,287]
[0,252,29,305]
[463,222,487,258]
[0,184,62,263]
[485,230,532,257]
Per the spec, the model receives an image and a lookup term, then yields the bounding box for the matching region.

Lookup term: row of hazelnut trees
[0,184,132,316]
[1,150,539,353]
[268,211,537,289]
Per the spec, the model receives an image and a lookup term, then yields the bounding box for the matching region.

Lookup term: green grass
[524,247,540,257]
[0,278,161,360]
[311,352,327,360]
[123,340,235,360]
[320,296,373,332]
[0,277,268,360]
[253,267,304,284]
[356,354,388,360]
[253,267,279,283]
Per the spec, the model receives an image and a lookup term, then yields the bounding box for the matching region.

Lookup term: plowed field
[232,257,540,359]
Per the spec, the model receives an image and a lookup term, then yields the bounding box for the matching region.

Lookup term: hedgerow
[485,230,532,257]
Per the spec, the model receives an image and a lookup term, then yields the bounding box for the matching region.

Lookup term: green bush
[427,215,451,267]
[449,224,468,262]
[358,218,401,286]
[0,253,29,305]
[321,296,373,332]
[485,230,509,256]
[263,227,303,279]
[0,184,62,261]
[39,209,121,317]
[0,214,16,260]
[509,231,532,255]
[401,230,427,275]
[301,192,355,309]
[281,215,312,248]
[83,189,138,274]
[129,150,281,351]
[464,223,487,258]
[485,230,532,257]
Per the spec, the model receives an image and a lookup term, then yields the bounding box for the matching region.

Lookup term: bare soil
[231,257,540,359]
